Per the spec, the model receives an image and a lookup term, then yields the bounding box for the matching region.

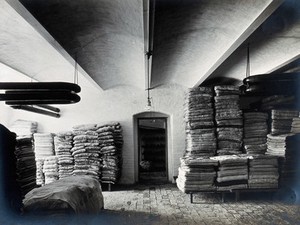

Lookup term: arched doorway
[133,112,171,184]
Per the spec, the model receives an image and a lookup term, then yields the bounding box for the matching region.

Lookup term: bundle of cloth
[291,117,300,134]
[96,122,123,184]
[216,127,243,155]
[9,119,38,138]
[271,109,299,135]
[266,134,290,157]
[279,134,300,187]
[248,155,279,189]
[72,124,101,180]
[176,156,218,193]
[211,155,248,191]
[15,137,36,197]
[243,112,268,154]
[23,175,104,215]
[184,87,216,157]
[43,156,59,185]
[54,131,74,179]
[214,86,243,155]
[33,133,55,186]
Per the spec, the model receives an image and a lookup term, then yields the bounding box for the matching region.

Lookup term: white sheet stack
[96,122,123,184]
[43,156,59,185]
[54,131,74,179]
[33,133,55,186]
[10,119,38,138]
[72,124,101,180]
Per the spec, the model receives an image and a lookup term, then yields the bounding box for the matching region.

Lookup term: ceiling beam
[268,54,300,74]
[193,0,284,87]
[5,0,102,91]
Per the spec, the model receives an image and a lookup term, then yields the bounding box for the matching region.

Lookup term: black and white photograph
[0,0,299,224]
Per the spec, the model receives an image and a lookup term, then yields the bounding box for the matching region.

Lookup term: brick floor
[10,184,300,225]
[100,184,300,225]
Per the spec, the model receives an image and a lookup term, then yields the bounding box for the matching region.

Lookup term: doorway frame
[133,111,172,183]
[137,117,168,182]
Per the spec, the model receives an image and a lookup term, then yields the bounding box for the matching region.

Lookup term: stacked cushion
[54,131,74,179]
[176,156,218,193]
[214,85,243,155]
[96,122,123,184]
[72,124,101,180]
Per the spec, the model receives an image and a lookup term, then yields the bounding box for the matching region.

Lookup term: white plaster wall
[0,78,187,184]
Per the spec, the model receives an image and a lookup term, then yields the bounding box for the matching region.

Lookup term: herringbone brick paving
[101,184,300,225]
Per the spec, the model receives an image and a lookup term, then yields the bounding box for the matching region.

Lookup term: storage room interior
[0,0,300,224]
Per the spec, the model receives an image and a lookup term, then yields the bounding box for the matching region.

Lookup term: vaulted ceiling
[0,0,299,91]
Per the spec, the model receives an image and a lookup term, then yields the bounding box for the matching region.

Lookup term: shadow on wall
[201,77,242,87]
[151,0,204,86]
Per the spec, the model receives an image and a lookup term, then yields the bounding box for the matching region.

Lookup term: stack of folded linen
[35,159,44,186]
[176,156,218,193]
[248,155,279,189]
[279,134,300,187]
[212,155,248,191]
[33,133,55,186]
[243,112,268,154]
[266,134,290,157]
[43,156,59,185]
[54,131,74,179]
[214,86,243,155]
[96,122,123,184]
[15,137,36,197]
[271,109,299,135]
[184,87,216,157]
[72,124,101,180]
[216,127,243,155]
[10,119,38,138]
[291,117,300,134]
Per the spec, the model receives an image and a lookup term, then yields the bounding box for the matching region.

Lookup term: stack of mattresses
[10,119,38,139]
[212,155,248,191]
[15,137,36,197]
[279,134,300,188]
[271,109,299,135]
[72,124,101,180]
[184,87,216,157]
[54,131,74,179]
[243,112,268,154]
[42,156,58,185]
[33,133,55,186]
[214,86,243,155]
[176,156,218,193]
[248,155,279,189]
[291,117,300,134]
[96,122,123,184]
[266,134,289,157]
